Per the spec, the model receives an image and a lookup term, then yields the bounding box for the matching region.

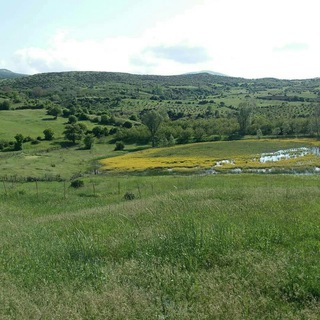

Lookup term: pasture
[1,71,320,318]
[1,174,320,319]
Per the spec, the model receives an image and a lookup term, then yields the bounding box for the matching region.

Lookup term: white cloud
[11,0,320,78]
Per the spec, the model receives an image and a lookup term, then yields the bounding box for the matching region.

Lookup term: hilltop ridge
[0,69,26,79]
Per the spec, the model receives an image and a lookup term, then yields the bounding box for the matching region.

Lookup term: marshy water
[209,147,320,174]
[259,147,320,163]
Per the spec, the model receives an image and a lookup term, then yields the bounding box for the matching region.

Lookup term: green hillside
[0,71,319,179]
[0,69,26,79]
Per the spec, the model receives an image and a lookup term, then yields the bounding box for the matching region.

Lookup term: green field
[1,174,320,319]
[0,109,66,140]
[1,71,320,319]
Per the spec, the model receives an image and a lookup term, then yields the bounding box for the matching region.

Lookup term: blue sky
[1,0,319,79]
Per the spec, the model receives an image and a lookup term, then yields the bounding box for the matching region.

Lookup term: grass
[1,174,320,319]
[0,139,148,180]
[0,143,111,180]
[0,109,67,140]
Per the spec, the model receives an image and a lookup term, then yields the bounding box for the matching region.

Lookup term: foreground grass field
[1,174,320,319]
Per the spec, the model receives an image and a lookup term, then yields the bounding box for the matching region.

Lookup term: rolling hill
[0,69,26,79]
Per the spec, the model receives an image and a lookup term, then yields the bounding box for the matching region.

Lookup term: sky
[1,0,319,79]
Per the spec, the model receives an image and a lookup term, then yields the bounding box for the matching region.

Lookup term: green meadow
[0,109,66,140]
[1,174,320,319]
[1,71,320,318]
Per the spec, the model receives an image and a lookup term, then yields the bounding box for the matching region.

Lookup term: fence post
[35,180,39,197]
[64,181,67,199]
[3,180,7,195]
[137,184,141,199]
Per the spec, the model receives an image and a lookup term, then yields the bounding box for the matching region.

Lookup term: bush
[122,121,133,128]
[68,115,78,124]
[114,141,125,151]
[43,128,54,141]
[124,192,135,200]
[83,134,94,149]
[23,136,32,143]
[0,100,11,110]
[14,134,24,151]
[70,179,84,188]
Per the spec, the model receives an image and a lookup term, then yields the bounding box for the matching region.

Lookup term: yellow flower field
[99,139,320,172]
[99,146,214,171]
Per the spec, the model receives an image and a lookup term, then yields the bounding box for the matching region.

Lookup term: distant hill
[0,69,26,79]
[184,70,227,77]
[0,71,241,91]
[1,71,319,105]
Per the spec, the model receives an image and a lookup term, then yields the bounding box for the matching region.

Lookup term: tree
[83,134,94,149]
[0,100,11,110]
[43,128,54,140]
[114,141,125,151]
[237,101,253,136]
[177,128,193,144]
[68,115,78,124]
[311,103,320,138]
[100,114,110,125]
[123,121,133,129]
[141,110,163,147]
[256,128,263,139]
[47,105,62,119]
[14,134,24,151]
[92,126,108,138]
[64,124,86,144]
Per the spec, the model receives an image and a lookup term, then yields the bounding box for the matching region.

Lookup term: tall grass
[1,174,320,319]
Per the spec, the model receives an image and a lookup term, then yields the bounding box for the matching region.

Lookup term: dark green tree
[68,115,78,124]
[83,134,94,149]
[64,124,86,144]
[141,110,163,147]
[14,134,24,151]
[114,141,125,151]
[43,128,54,140]
[0,100,11,110]
[47,105,62,119]
[123,121,133,128]
[237,101,253,136]
[92,126,108,138]
[311,103,320,138]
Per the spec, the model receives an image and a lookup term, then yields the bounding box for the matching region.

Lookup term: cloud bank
[8,0,320,79]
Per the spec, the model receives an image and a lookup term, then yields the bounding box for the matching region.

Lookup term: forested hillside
[1,71,320,152]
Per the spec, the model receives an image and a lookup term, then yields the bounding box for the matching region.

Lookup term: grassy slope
[1,72,320,318]
[0,109,66,141]
[1,174,320,319]
[0,109,111,179]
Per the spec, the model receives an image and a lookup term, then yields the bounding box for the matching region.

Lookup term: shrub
[114,141,125,151]
[43,128,54,141]
[23,136,32,143]
[83,134,94,150]
[70,179,84,188]
[124,192,135,200]
[68,115,78,124]
[123,121,133,128]
[14,134,24,151]
[0,100,11,110]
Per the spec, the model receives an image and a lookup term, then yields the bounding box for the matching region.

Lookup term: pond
[259,147,320,163]
[208,147,320,174]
